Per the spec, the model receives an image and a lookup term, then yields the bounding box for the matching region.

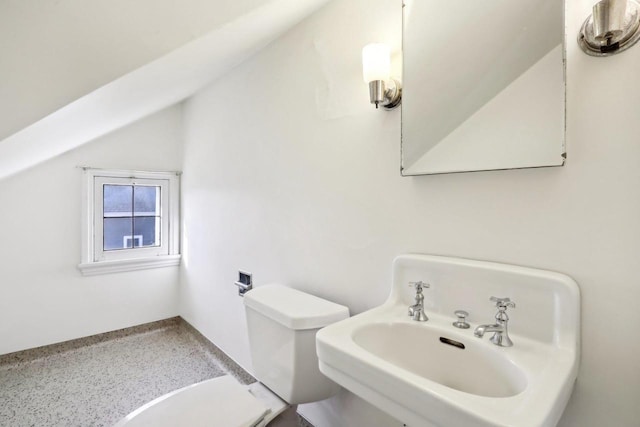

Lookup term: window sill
[78,255,181,276]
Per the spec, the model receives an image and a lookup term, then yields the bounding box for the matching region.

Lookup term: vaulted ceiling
[0,0,330,180]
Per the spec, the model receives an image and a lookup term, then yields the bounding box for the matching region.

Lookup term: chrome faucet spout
[408,304,419,317]
[473,323,503,338]
[474,297,516,347]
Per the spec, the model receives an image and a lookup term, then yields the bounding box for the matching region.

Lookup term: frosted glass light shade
[362,43,390,83]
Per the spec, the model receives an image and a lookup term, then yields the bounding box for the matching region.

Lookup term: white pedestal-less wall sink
[316,254,580,427]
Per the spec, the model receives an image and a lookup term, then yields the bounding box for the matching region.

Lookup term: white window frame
[93,175,169,261]
[78,168,181,276]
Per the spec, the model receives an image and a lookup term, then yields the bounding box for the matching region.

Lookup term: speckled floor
[0,318,309,427]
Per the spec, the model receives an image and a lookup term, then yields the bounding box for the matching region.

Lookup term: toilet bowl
[114,376,285,427]
[115,285,350,426]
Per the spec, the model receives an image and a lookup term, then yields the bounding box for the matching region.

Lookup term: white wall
[0,106,183,355]
[180,0,640,425]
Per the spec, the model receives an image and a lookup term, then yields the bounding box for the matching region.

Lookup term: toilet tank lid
[244,284,350,330]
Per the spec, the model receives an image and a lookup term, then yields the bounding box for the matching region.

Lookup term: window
[79,169,180,276]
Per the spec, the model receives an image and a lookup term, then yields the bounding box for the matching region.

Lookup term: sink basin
[316,254,580,427]
[353,322,526,398]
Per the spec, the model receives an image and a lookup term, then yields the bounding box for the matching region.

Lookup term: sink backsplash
[389,254,580,347]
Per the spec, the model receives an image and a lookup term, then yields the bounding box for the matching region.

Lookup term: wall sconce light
[579,0,640,56]
[362,43,402,110]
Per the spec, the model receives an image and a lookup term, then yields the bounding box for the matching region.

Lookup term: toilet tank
[243,285,350,404]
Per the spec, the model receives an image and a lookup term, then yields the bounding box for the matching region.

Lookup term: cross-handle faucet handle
[408,281,430,292]
[490,296,516,310]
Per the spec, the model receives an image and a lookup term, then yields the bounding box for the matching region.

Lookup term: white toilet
[115,284,350,427]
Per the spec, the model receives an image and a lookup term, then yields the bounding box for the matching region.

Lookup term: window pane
[104,185,132,214]
[133,217,160,247]
[104,217,133,250]
[134,186,159,216]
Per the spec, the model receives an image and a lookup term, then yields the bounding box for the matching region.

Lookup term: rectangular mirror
[401,0,565,176]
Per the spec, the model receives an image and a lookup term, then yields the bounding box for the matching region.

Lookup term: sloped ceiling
[0,0,330,180]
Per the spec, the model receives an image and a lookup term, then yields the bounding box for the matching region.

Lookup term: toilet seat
[114,376,271,427]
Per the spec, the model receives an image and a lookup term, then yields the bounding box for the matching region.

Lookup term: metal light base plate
[382,79,402,110]
[579,0,640,56]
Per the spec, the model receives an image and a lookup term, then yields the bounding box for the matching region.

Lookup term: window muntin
[102,184,161,250]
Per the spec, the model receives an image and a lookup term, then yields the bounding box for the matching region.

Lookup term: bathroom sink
[352,322,526,398]
[316,254,580,427]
